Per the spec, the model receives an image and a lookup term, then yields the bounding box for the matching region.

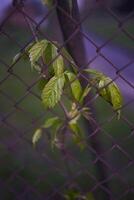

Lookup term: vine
[13,39,122,150]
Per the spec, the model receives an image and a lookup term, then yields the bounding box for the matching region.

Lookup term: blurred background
[0,0,134,199]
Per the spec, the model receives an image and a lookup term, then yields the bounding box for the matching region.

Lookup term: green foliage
[51,44,64,76]
[84,69,103,78]
[32,129,42,147]
[80,84,91,103]
[43,116,63,149]
[84,69,122,119]
[41,75,65,108]
[98,79,110,102]
[14,38,123,150]
[28,40,47,71]
[43,41,53,75]
[68,103,81,124]
[65,71,83,102]
[69,122,85,150]
[98,77,122,119]
[43,116,60,128]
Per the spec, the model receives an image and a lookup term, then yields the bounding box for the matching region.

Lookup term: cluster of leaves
[13,39,122,150]
[27,39,91,149]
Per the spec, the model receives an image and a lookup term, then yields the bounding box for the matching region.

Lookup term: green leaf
[42,116,63,150]
[98,79,110,103]
[85,192,95,200]
[32,128,42,147]
[55,55,64,75]
[43,116,60,128]
[105,78,122,119]
[43,42,54,76]
[29,40,48,71]
[80,84,91,103]
[60,47,77,73]
[51,45,64,76]
[98,77,122,119]
[69,122,85,150]
[65,71,82,102]
[41,75,65,108]
[44,43,64,76]
[84,68,122,119]
[84,69,103,78]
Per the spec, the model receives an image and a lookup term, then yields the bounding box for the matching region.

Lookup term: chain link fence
[0,0,134,199]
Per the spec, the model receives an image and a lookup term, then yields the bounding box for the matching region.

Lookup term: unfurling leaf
[65,71,82,102]
[29,40,48,71]
[43,116,60,128]
[32,129,42,147]
[69,103,81,124]
[41,75,65,108]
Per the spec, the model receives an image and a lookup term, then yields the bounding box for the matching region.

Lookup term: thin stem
[59,100,69,119]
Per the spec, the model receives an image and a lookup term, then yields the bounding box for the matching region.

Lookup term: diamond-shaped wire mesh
[0,0,134,200]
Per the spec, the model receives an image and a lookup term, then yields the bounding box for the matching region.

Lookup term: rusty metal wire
[0,0,134,199]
